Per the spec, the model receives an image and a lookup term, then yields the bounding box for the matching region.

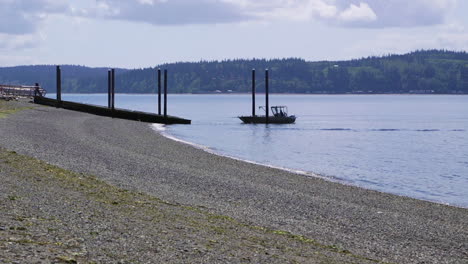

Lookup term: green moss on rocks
[0,146,381,263]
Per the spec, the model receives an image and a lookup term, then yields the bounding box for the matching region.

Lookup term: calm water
[55,94,468,208]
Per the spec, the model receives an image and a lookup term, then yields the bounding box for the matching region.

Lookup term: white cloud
[0,0,69,53]
[88,0,250,25]
[332,0,457,28]
[136,0,155,5]
[0,0,462,42]
[238,0,338,22]
[0,0,69,35]
[79,0,458,28]
[338,3,377,23]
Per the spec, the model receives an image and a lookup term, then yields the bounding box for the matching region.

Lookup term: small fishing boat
[239,106,296,124]
[239,69,297,124]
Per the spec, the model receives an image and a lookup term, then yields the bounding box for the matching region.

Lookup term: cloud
[0,0,460,39]
[231,0,338,22]
[240,0,456,28]
[87,0,250,25]
[332,0,457,28]
[338,3,377,23]
[0,0,69,53]
[0,0,69,35]
[80,0,458,28]
[0,0,70,52]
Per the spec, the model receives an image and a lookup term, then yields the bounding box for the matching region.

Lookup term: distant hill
[1,50,467,94]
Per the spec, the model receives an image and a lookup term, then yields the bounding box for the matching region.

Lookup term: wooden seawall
[34,96,191,125]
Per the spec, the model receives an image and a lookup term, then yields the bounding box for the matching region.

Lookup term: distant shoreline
[46,92,468,95]
[2,50,468,95]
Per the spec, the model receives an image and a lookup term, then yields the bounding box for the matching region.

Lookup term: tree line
[0,50,467,94]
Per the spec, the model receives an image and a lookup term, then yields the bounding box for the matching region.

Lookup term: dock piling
[111,69,115,110]
[252,69,256,117]
[56,66,61,108]
[265,69,269,124]
[164,69,167,118]
[107,70,111,108]
[158,69,162,115]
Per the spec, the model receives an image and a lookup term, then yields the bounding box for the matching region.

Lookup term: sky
[1,0,468,69]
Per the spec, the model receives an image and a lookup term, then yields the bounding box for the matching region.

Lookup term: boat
[238,69,297,124]
[239,106,296,124]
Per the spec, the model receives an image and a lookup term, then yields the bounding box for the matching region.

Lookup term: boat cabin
[259,105,290,117]
[271,106,289,117]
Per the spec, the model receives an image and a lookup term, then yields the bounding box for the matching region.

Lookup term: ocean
[54,93,468,208]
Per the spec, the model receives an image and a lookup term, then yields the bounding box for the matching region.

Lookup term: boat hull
[239,115,296,124]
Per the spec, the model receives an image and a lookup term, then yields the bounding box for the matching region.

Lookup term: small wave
[151,124,213,152]
[269,127,302,131]
[151,123,166,132]
[416,129,440,132]
[320,128,353,131]
[356,179,381,186]
[441,174,462,179]
[451,129,466,132]
[370,129,401,132]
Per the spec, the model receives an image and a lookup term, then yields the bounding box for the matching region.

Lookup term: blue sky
[1,0,467,68]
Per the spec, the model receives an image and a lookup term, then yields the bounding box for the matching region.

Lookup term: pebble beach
[1,99,467,263]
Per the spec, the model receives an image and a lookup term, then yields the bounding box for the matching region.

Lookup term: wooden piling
[111,69,115,110]
[107,70,111,108]
[56,66,61,108]
[252,69,256,117]
[164,69,168,118]
[158,68,162,115]
[265,69,269,124]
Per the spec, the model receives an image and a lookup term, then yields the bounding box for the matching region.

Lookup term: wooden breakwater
[34,96,191,125]
[32,66,190,125]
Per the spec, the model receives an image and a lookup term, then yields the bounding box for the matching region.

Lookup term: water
[54,94,468,208]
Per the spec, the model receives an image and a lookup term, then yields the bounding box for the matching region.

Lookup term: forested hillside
[1,50,467,94]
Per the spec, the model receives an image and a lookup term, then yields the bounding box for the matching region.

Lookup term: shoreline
[1,100,467,263]
[47,92,468,96]
[152,123,465,210]
[151,123,331,178]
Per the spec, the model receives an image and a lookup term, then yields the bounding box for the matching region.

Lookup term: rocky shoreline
[1,99,467,263]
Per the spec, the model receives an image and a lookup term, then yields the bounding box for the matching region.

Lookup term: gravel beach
[1,100,467,263]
